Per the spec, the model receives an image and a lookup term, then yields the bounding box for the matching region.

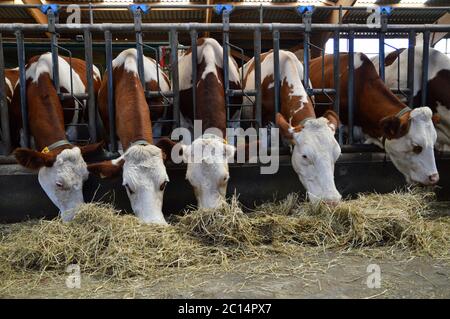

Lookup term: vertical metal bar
[421,31,430,107]
[347,31,355,145]
[303,32,310,91]
[222,10,231,125]
[254,29,262,129]
[407,31,416,108]
[134,8,146,91]
[0,33,11,154]
[333,31,342,145]
[273,29,281,121]
[84,29,96,143]
[378,11,387,82]
[48,10,60,95]
[190,29,198,119]
[15,30,29,148]
[170,29,180,128]
[105,30,117,153]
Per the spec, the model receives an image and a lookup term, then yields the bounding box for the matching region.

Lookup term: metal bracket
[214,4,233,15]
[129,4,150,14]
[299,6,314,32]
[379,6,391,32]
[297,5,314,15]
[40,4,59,14]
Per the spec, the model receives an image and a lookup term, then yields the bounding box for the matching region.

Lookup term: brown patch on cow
[5,68,19,99]
[14,148,57,170]
[432,113,441,125]
[98,64,154,150]
[414,69,450,116]
[87,159,124,179]
[276,113,302,141]
[310,53,409,139]
[380,111,411,140]
[8,54,101,152]
[384,49,406,67]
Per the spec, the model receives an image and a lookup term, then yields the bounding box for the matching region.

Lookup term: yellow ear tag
[41,146,50,154]
[223,139,228,145]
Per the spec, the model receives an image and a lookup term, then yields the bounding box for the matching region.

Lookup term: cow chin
[128,190,167,225]
[196,188,226,209]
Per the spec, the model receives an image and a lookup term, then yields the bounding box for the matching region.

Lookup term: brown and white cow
[9,53,103,221]
[166,37,238,209]
[311,53,439,186]
[372,46,450,151]
[241,50,342,204]
[4,68,19,103]
[87,48,171,224]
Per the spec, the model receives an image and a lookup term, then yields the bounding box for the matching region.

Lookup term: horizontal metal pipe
[1,23,450,33]
[0,4,448,11]
[228,89,257,97]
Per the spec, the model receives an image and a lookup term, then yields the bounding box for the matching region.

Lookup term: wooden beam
[431,13,450,46]
[204,0,214,38]
[22,0,51,38]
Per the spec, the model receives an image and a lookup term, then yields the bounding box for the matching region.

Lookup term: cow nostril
[429,173,439,183]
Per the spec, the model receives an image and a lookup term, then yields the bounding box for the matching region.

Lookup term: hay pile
[0,190,449,282]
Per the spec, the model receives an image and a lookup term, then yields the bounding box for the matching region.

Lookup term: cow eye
[412,145,423,154]
[56,182,64,188]
[302,155,308,159]
[160,181,168,191]
[124,183,134,195]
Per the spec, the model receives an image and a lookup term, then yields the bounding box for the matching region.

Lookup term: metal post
[273,29,281,120]
[303,11,312,93]
[421,31,430,107]
[105,30,117,153]
[347,31,355,145]
[170,29,180,128]
[134,8,146,91]
[15,30,29,148]
[84,29,97,143]
[0,33,10,154]
[378,10,388,82]
[254,29,262,129]
[48,9,60,95]
[407,30,416,108]
[333,31,342,145]
[190,30,198,119]
[222,9,231,125]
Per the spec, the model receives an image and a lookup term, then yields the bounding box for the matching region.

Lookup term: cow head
[381,107,439,185]
[14,144,103,221]
[276,111,342,205]
[179,135,236,209]
[88,144,169,225]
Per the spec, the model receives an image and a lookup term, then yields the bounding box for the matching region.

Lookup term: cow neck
[282,94,316,128]
[26,73,70,152]
[353,58,408,138]
[113,66,153,151]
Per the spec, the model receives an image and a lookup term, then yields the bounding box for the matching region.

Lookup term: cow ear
[323,110,339,133]
[14,148,56,170]
[432,114,441,125]
[275,113,302,141]
[380,115,410,139]
[155,137,179,161]
[79,142,104,156]
[87,159,124,179]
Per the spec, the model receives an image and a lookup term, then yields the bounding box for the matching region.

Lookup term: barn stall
[0,1,449,299]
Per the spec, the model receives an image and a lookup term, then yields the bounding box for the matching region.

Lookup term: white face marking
[290,118,342,204]
[384,107,439,185]
[5,76,13,101]
[112,48,171,93]
[121,144,169,225]
[240,50,308,120]
[178,38,240,91]
[182,136,236,209]
[37,147,89,222]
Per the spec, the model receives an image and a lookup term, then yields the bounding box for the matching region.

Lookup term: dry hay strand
[0,189,449,285]
[250,190,450,258]
[0,203,228,280]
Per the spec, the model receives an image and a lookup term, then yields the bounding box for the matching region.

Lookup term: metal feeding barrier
[0,4,449,157]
